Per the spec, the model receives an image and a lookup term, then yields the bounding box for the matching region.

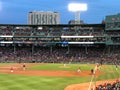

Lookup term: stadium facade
[0,13,120,63]
[105,13,120,30]
[28,11,60,25]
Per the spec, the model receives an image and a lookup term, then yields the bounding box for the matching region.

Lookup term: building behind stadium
[105,13,120,30]
[28,11,60,25]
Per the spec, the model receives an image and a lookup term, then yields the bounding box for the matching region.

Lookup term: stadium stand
[96,80,120,90]
[0,24,119,64]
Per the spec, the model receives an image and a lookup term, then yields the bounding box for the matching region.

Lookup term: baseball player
[10,67,14,72]
[23,63,26,71]
[77,67,81,72]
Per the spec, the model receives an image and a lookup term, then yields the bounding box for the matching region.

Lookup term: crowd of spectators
[0,26,13,35]
[0,45,119,64]
[96,80,120,90]
[0,25,119,44]
[0,26,105,37]
[112,37,120,43]
[106,31,120,36]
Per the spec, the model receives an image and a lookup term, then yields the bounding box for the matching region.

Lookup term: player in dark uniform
[23,63,26,71]
[91,69,94,74]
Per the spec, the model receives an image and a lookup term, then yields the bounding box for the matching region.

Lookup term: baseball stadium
[0,15,120,90]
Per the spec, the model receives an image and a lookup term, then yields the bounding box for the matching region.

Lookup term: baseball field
[0,63,119,90]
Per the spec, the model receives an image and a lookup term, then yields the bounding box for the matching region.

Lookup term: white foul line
[88,65,97,90]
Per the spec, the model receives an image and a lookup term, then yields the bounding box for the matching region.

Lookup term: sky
[0,0,120,24]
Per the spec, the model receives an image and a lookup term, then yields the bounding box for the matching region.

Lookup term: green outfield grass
[28,63,94,71]
[0,63,120,90]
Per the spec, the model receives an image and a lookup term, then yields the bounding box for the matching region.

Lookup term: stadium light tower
[68,3,87,24]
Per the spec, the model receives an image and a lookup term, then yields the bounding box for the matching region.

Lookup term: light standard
[68,3,87,24]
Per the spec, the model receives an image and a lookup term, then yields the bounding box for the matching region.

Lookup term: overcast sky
[0,0,120,24]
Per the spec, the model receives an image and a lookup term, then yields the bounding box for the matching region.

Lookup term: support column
[32,44,34,62]
[13,43,16,62]
[85,45,88,54]
[50,45,53,54]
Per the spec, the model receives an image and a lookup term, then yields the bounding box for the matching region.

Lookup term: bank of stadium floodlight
[68,3,87,24]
